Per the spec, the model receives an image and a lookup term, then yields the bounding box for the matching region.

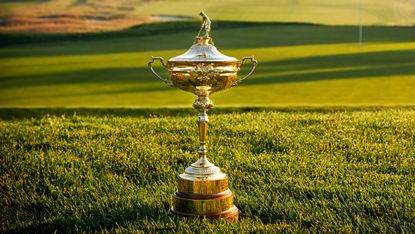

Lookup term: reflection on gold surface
[148,12,257,222]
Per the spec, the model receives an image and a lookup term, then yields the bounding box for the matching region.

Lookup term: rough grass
[1,22,414,107]
[0,0,153,33]
[1,107,414,232]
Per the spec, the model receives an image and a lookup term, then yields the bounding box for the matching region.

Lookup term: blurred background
[0,0,414,107]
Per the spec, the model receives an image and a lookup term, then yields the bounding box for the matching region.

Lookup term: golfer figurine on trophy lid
[148,12,257,222]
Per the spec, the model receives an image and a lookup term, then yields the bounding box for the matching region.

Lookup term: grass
[136,0,415,26]
[1,107,414,232]
[1,0,414,31]
[0,0,152,33]
[1,2,414,233]
[1,22,415,107]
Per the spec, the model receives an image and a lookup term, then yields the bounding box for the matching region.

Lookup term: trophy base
[170,206,239,223]
[171,172,239,223]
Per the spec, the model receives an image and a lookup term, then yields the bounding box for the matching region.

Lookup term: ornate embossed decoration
[190,64,220,82]
[192,86,214,112]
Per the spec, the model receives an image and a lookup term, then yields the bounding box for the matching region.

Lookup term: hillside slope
[138,0,415,26]
[0,0,414,33]
[1,22,414,107]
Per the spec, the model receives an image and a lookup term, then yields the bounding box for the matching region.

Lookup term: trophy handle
[233,56,257,86]
[148,56,171,85]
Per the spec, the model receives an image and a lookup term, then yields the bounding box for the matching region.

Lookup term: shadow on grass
[0,47,414,108]
[0,67,164,89]
[2,49,414,91]
[1,21,414,57]
[242,49,415,86]
[6,204,169,233]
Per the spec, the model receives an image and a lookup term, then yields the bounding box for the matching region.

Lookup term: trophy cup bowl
[149,37,257,94]
[148,12,257,222]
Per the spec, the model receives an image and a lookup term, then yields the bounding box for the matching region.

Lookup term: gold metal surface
[170,206,239,223]
[197,11,211,38]
[178,173,228,194]
[148,35,257,94]
[172,173,237,221]
[172,189,234,214]
[148,11,257,222]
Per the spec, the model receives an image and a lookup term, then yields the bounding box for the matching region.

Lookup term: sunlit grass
[1,108,414,232]
[1,29,414,107]
[1,0,414,33]
[2,41,415,77]
[135,0,415,25]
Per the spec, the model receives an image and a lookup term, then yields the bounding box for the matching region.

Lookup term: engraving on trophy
[192,86,213,112]
[191,64,220,82]
[148,11,257,222]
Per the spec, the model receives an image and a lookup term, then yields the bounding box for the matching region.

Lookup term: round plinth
[170,205,239,223]
[171,172,238,222]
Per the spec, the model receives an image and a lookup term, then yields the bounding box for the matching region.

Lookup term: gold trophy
[148,12,257,222]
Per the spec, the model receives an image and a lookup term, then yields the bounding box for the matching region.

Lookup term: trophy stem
[184,86,220,176]
[196,111,209,166]
[170,85,239,222]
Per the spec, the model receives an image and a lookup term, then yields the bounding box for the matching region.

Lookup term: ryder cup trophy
[148,12,257,222]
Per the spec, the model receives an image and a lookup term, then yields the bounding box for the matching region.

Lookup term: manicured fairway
[1,108,414,232]
[136,0,415,25]
[1,22,414,107]
[2,0,414,26]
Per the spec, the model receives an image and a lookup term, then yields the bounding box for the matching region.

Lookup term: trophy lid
[168,37,238,63]
[169,12,238,63]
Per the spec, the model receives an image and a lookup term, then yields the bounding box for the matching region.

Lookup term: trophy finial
[197,11,211,38]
